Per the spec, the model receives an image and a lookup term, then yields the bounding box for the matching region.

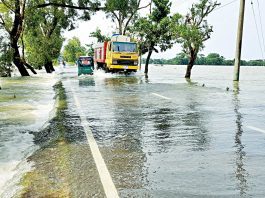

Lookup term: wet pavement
[1,65,265,197]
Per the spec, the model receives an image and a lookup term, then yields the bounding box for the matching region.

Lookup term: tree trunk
[44,62,51,73]
[119,20,123,35]
[185,51,197,79]
[21,33,37,75]
[185,63,193,79]
[24,62,37,74]
[44,60,54,73]
[11,40,30,76]
[144,49,153,77]
[50,61,55,72]
[8,0,29,76]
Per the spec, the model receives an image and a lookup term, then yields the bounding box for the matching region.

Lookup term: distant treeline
[142,53,265,66]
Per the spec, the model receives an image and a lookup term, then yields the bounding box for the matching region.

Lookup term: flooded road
[1,65,265,197]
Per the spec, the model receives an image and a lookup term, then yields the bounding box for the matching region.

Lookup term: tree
[24,0,76,73]
[0,0,101,76]
[86,43,94,57]
[36,0,102,20]
[90,28,110,42]
[195,54,206,65]
[0,30,13,77]
[174,52,189,65]
[63,37,86,62]
[205,53,225,65]
[105,0,150,35]
[175,0,220,78]
[132,0,181,76]
[0,0,37,76]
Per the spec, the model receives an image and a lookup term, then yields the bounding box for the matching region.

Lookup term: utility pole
[233,0,246,81]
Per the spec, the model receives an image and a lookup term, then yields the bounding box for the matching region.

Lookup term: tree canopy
[90,28,110,43]
[105,0,150,35]
[0,0,226,79]
[0,0,100,76]
[23,0,77,73]
[0,0,32,76]
[0,30,12,77]
[174,0,220,78]
[143,52,265,66]
[63,37,86,62]
[131,0,181,76]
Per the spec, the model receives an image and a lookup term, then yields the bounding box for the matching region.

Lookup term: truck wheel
[125,71,131,76]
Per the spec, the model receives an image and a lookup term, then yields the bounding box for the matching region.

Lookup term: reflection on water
[104,76,140,87]
[62,75,149,197]
[104,77,148,196]
[185,78,199,86]
[78,78,95,87]
[182,94,210,152]
[2,66,265,197]
[152,108,174,153]
[154,108,172,132]
[233,82,248,196]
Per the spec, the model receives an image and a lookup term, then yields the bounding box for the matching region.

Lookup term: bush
[0,37,13,77]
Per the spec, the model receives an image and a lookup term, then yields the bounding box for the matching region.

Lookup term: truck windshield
[112,42,137,52]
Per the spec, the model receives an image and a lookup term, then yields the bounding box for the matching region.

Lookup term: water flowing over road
[1,65,265,197]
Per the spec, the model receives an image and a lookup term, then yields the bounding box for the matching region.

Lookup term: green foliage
[0,0,100,75]
[0,1,14,32]
[132,0,179,54]
[85,43,94,56]
[24,0,101,66]
[90,28,110,42]
[205,53,224,65]
[23,0,78,69]
[143,52,265,66]
[150,0,171,23]
[25,32,64,68]
[63,37,86,62]
[246,60,265,66]
[35,0,101,26]
[174,0,220,64]
[105,0,144,35]
[0,32,13,77]
[131,0,181,74]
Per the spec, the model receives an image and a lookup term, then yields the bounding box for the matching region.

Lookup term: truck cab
[94,35,139,73]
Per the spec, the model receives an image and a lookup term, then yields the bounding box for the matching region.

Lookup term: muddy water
[16,81,105,197]
[1,65,265,197]
[64,66,265,197]
[0,72,57,197]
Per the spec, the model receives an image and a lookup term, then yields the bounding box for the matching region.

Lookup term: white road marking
[247,126,265,135]
[72,89,119,198]
[151,93,171,100]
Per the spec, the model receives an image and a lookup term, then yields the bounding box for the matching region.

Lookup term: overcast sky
[64,0,265,60]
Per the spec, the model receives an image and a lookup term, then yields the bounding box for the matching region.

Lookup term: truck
[94,35,139,73]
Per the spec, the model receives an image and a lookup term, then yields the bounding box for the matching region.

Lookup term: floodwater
[0,71,57,196]
[1,65,265,197]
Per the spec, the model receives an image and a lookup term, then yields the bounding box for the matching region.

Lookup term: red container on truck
[94,35,139,73]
